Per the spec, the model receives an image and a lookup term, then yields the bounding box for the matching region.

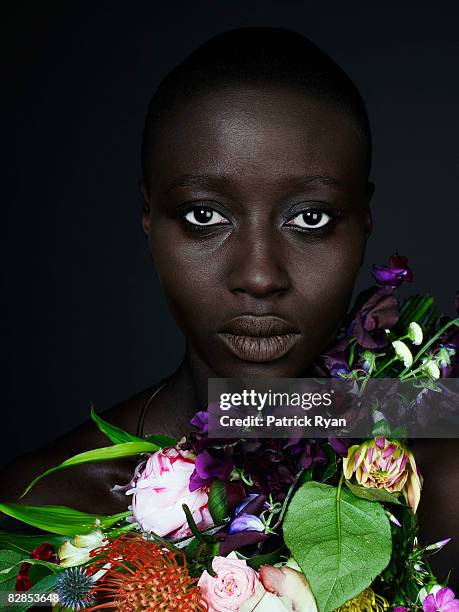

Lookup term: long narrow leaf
[0,557,60,576]
[21,441,158,497]
[0,503,130,537]
[0,531,66,554]
[90,406,145,444]
[145,433,178,447]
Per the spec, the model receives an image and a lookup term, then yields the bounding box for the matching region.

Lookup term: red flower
[85,532,206,611]
[15,543,58,592]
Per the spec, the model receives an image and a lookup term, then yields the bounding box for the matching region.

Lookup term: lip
[218,316,300,363]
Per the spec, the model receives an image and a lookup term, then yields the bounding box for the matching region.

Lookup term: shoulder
[0,385,158,514]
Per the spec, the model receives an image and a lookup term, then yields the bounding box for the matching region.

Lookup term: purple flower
[190,410,208,433]
[229,513,264,534]
[349,287,400,349]
[189,450,234,492]
[372,254,413,288]
[394,608,409,611]
[329,437,352,457]
[217,531,268,555]
[422,586,459,611]
[235,494,267,516]
[314,338,351,378]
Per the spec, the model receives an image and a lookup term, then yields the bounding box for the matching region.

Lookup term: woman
[1,28,457,577]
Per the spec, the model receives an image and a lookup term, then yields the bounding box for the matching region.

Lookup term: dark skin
[0,83,457,581]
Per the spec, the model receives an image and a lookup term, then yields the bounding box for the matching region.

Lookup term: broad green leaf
[22,441,159,496]
[283,481,391,612]
[0,530,66,553]
[208,480,228,525]
[0,503,130,537]
[90,406,145,444]
[345,481,403,505]
[144,433,178,448]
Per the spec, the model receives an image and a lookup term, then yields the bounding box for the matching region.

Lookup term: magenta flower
[372,254,413,288]
[422,586,459,611]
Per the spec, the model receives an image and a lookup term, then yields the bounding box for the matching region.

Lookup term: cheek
[149,232,225,334]
[291,227,365,337]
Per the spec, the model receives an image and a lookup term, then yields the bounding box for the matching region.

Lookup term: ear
[140,178,151,235]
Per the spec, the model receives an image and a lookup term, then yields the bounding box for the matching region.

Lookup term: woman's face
[142,83,373,377]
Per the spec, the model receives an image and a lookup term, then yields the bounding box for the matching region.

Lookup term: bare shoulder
[0,385,157,514]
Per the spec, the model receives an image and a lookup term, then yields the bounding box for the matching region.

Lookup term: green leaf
[0,549,25,583]
[345,481,403,505]
[11,572,59,612]
[0,530,66,553]
[144,434,178,448]
[22,441,159,497]
[283,481,392,612]
[0,503,130,537]
[90,406,145,444]
[0,557,60,579]
[320,463,338,483]
[208,480,228,525]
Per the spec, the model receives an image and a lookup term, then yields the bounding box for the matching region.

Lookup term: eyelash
[181,205,335,232]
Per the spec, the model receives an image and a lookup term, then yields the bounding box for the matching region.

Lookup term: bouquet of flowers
[1,255,458,611]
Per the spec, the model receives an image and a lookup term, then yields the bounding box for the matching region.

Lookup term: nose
[226,225,291,299]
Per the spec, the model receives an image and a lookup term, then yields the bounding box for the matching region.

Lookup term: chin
[214,356,313,379]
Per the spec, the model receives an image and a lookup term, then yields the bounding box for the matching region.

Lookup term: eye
[183,206,230,227]
[286,208,332,230]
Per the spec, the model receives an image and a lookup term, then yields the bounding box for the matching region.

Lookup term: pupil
[195,208,212,223]
[304,210,321,225]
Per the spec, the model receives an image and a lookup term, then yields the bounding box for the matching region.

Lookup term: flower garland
[0,255,458,611]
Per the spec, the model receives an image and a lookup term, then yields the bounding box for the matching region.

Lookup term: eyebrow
[164,173,345,193]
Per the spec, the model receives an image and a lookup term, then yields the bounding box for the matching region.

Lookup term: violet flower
[314,338,351,378]
[229,513,265,534]
[372,254,413,288]
[217,531,268,555]
[422,586,459,611]
[349,287,400,349]
[329,437,352,457]
[235,494,267,516]
[439,325,459,378]
[189,449,234,492]
[190,410,208,434]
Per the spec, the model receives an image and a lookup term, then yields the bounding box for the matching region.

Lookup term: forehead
[150,84,367,192]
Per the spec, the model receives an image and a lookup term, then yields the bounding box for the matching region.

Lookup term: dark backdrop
[4,1,458,468]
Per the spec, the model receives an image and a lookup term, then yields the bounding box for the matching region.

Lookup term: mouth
[218,316,301,363]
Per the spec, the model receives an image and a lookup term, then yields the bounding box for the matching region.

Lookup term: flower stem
[374,356,397,378]
[272,469,306,531]
[399,318,459,378]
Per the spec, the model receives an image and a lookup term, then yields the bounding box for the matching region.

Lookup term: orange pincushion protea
[84,532,206,611]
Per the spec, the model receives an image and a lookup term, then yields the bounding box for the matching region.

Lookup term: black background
[4,1,458,468]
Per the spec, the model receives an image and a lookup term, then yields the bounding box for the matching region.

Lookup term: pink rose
[198,552,259,611]
[127,447,213,537]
